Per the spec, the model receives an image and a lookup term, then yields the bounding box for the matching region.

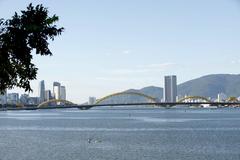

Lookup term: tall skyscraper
[164,75,177,102]
[53,82,61,99]
[60,86,66,100]
[39,80,45,103]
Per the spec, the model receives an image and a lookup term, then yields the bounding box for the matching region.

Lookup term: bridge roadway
[1,102,240,111]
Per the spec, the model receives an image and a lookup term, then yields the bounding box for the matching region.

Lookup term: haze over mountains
[100,74,240,103]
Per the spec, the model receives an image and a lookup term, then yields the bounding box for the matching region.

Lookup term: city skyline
[1,0,240,103]
[1,80,67,105]
[4,73,240,105]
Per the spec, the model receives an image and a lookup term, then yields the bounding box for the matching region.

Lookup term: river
[0,107,239,160]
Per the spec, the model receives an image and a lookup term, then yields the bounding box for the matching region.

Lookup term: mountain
[126,86,163,100]
[178,74,240,98]
[98,74,240,103]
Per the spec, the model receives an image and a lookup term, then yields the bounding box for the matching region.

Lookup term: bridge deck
[1,102,240,111]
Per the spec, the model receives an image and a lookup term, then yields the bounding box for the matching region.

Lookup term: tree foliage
[0,3,64,93]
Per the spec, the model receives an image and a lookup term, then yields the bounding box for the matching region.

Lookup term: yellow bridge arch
[227,97,239,102]
[95,91,158,104]
[177,96,211,103]
[38,99,75,108]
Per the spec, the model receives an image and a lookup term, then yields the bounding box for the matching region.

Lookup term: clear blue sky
[1,0,240,103]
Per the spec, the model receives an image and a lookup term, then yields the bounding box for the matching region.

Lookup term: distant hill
[126,86,163,101]
[178,74,240,98]
[98,74,240,103]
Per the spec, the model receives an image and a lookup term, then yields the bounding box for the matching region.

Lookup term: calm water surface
[0,107,240,160]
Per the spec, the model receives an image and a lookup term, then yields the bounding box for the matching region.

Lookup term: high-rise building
[7,93,19,104]
[60,86,66,100]
[53,82,61,99]
[88,97,96,105]
[0,90,7,105]
[164,75,177,102]
[39,80,45,103]
[20,94,29,105]
[45,90,52,101]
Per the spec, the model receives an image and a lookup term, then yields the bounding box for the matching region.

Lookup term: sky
[1,0,240,103]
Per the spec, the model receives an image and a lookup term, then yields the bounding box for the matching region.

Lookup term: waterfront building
[28,97,40,105]
[45,90,52,101]
[164,75,177,102]
[0,90,7,105]
[60,86,66,100]
[39,80,45,103]
[89,97,96,105]
[53,82,61,99]
[217,93,227,102]
[7,93,19,104]
[237,96,240,101]
[20,94,29,105]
